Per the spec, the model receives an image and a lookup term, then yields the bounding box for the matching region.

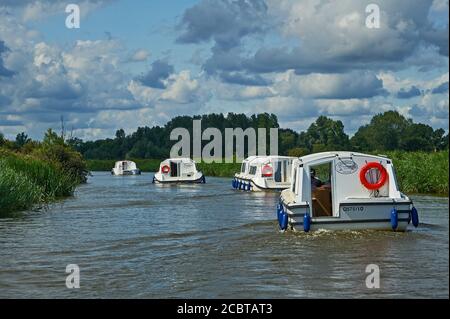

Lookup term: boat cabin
[233,156,296,191]
[111,160,141,175]
[153,158,205,184]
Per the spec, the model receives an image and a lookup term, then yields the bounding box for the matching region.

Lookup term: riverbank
[86,151,448,195]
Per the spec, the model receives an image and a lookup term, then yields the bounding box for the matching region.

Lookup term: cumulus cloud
[0,40,14,77]
[177,0,269,50]
[276,71,386,99]
[137,59,174,89]
[129,49,150,62]
[179,0,448,78]
[432,81,449,94]
[397,86,422,99]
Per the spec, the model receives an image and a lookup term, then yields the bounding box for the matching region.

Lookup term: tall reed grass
[0,153,79,217]
[387,150,448,195]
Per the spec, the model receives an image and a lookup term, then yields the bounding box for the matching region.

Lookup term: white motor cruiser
[232,156,296,191]
[153,158,205,184]
[111,160,141,175]
[277,152,419,232]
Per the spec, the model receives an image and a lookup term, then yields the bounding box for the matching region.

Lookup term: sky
[0,0,448,140]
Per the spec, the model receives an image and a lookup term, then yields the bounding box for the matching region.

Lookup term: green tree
[351,111,442,152]
[298,116,350,152]
[15,132,31,148]
[351,111,411,151]
[115,129,126,140]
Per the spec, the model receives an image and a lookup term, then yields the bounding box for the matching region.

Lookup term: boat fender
[246,182,251,191]
[238,180,243,190]
[390,208,398,230]
[411,207,419,228]
[201,175,206,184]
[277,205,282,226]
[303,213,311,232]
[152,176,156,184]
[279,210,288,231]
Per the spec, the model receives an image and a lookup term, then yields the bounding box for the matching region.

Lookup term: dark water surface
[0,172,448,298]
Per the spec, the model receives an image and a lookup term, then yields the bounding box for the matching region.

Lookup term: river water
[0,172,448,298]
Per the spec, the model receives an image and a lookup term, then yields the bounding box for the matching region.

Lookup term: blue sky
[0,0,448,140]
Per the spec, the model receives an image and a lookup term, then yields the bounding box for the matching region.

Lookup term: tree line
[1,111,448,160]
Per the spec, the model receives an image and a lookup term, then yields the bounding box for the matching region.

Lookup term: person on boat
[310,169,323,189]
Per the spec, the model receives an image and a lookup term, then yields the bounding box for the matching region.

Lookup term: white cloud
[130,49,150,62]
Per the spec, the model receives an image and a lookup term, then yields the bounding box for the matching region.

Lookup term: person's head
[310,168,316,177]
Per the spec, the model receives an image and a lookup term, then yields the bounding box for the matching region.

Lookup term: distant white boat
[277,151,419,232]
[153,158,205,184]
[111,160,141,176]
[232,156,296,191]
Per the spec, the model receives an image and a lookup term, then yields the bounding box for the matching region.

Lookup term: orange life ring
[161,165,170,174]
[359,162,388,190]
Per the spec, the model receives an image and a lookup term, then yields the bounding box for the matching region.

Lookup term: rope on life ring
[161,165,170,174]
[359,162,388,190]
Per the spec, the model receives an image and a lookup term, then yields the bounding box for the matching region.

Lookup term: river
[0,172,448,298]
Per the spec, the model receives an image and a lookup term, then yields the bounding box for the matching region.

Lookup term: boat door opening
[274,159,291,183]
[309,161,335,218]
[170,161,179,177]
[274,161,282,182]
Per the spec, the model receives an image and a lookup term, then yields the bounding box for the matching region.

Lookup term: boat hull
[153,174,206,184]
[232,175,290,192]
[112,169,141,175]
[282,201,413,232]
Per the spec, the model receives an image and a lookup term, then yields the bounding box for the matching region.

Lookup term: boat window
[249,166,257,175]
[241,162,247,173]
[292,167,297,194]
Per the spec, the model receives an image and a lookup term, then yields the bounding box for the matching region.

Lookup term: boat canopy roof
[160,158,196,164]
[297,151,390,165]
[114,160,138,170]
[243,155,296,165]
[114,160,137,165]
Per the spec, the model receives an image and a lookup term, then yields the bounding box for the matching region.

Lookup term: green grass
[0,153,79,217]
[87,151,448,195]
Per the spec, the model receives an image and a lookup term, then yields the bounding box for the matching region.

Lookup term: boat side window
[249,166,257,175]
[241,162,247,173]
